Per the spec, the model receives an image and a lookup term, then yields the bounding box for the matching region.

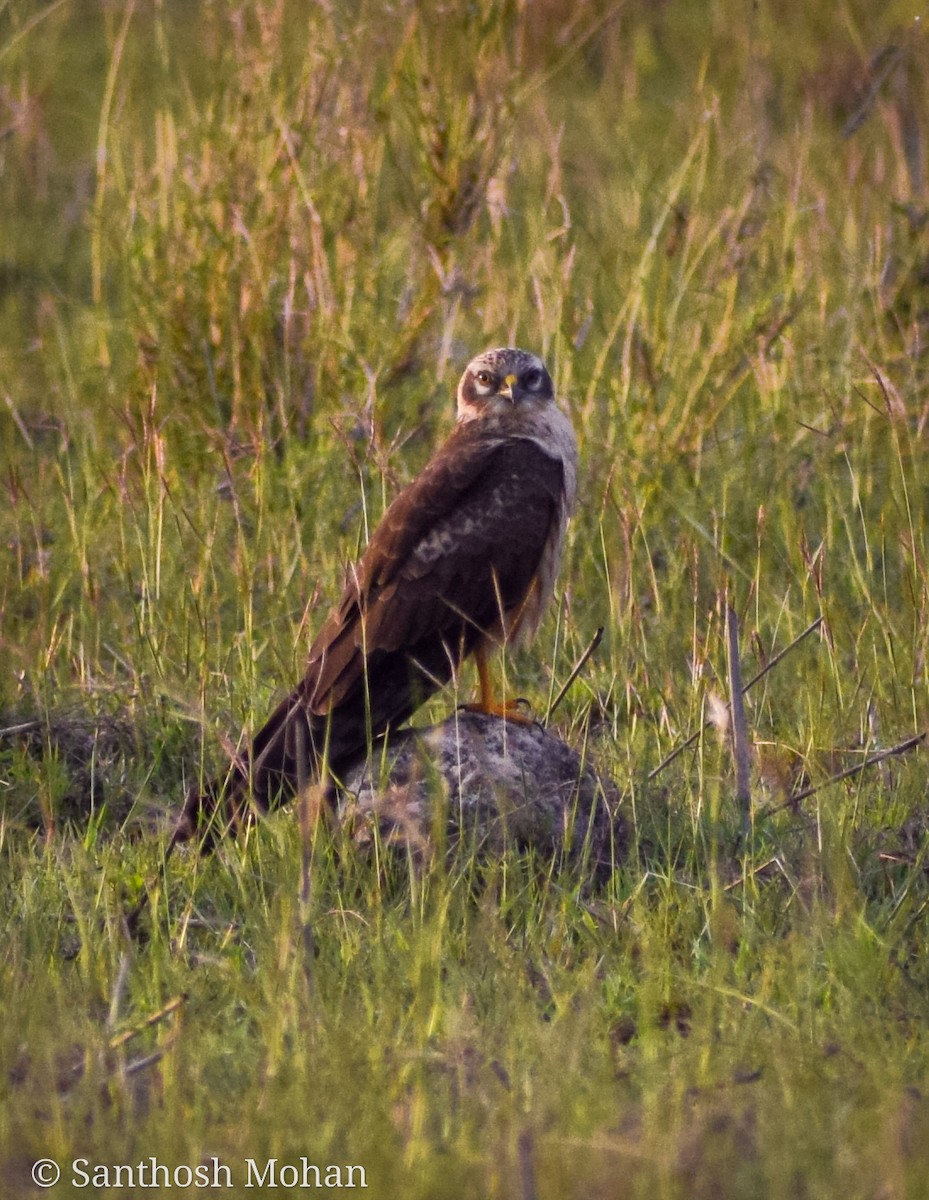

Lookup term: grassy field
[3,1,929,1196]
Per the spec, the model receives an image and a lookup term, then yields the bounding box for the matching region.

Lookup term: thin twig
[724,857,780,891]
[0,720,41,739]
[842,45,904,138]
[106,951,132,1032]
[546,626,604,722]
[648,617,824,782]
[757,732,925,819]
[124,1039,178,1078]
[726,605,752,833]
[295,718,317,989]
[740,616,825,694]
[109,995,186,1050]
[0,0,70,65]
[517,1127,538,1200]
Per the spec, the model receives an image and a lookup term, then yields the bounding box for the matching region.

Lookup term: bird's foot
[461,696,534,724]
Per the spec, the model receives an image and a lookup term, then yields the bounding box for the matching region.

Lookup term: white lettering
[70,1158,235,1189]
[243,1158,368,1187]
[246,1158,275,1187]
[139,1158,169,1186]
[71,1154,365,1190]
[198,1158,232,1187]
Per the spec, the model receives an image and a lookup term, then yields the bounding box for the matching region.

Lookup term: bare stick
[109,995,186,1049]
[758,731,926,819]
[740,616,824,694]
[726,605,752,832]
[296,718,311,903]
[106,950,132,1032]
[648,617,824,782]
[110,997,185,1048]
[0,720,41,739]
[295,718,318,987]
[546,626,604,722]
[124,1046,172,1077]
[517,1127,538,1200]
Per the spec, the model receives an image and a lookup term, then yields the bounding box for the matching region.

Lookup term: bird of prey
[178,347,578,843]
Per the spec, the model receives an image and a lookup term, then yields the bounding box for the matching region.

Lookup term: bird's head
[456,347,555,423]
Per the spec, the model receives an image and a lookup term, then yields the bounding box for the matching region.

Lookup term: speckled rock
[338,710,625,876]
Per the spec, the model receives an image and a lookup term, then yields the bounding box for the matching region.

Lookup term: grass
[3,0,929,1195]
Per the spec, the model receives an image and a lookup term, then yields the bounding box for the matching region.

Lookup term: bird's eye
[474,370,495,389]
[523,368,544,391]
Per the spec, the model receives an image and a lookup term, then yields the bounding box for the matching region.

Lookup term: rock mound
[338,711,625,876]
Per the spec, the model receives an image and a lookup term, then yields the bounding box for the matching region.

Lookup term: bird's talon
[461,697,534,724]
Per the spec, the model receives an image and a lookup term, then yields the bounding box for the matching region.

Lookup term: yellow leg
[476,644,494,710]
[464,644,533,723]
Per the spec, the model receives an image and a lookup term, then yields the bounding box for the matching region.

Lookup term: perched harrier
[179,347,577,843]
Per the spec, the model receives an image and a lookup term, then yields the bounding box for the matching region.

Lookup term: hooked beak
[498,373,519,402]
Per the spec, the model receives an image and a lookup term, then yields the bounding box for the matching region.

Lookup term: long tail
[176,633,469,848]
[175,691,328,849]
[175,683,393,849]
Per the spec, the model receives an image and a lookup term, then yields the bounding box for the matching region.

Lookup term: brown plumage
[178,347,577,845]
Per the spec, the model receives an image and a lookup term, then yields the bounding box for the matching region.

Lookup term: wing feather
[304,426,566,719]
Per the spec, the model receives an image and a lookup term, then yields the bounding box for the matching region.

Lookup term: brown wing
[179,425,567,839]
[300,426,565,723]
